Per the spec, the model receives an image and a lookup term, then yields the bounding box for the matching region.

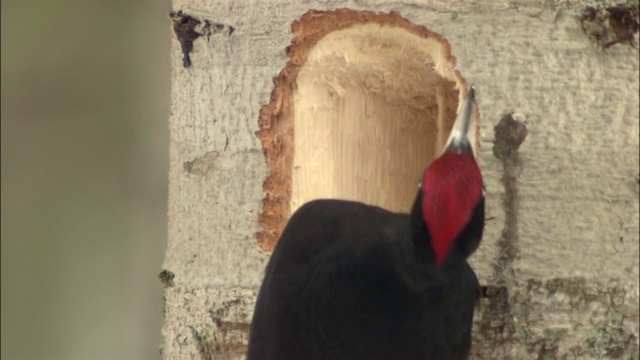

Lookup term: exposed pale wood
[292,23,467,214]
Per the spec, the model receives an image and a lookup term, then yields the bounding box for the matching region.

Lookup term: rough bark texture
[163,1,640,359]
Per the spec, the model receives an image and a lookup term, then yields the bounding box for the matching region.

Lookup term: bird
[247,87,485,360]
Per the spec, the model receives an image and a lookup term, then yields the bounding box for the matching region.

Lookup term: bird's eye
[418,179,423,189]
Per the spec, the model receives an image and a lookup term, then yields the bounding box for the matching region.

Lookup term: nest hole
[256,9,476,251]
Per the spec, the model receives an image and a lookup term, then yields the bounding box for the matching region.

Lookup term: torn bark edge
[255,8,476,251]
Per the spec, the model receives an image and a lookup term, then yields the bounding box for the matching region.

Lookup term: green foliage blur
[2,1,171,359]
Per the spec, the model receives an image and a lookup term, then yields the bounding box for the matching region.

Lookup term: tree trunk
[162,1,640,358]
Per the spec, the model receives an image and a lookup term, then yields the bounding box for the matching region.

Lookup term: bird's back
[247,199,479,360]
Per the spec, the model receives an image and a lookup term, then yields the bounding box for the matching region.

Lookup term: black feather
[248,195,484,360]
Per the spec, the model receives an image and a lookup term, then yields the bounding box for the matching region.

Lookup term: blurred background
[2,1,171,359]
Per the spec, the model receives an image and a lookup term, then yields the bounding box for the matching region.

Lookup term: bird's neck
[409,190,485,268]
[388,192,446,292]
[400,191,475,288]
[409,191,435,262]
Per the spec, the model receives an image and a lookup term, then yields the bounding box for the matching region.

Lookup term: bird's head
[417,86,484,267]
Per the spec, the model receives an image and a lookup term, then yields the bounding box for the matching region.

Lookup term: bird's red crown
[421,152,482,266]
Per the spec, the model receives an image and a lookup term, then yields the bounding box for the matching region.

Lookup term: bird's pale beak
[443,86,476,155]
